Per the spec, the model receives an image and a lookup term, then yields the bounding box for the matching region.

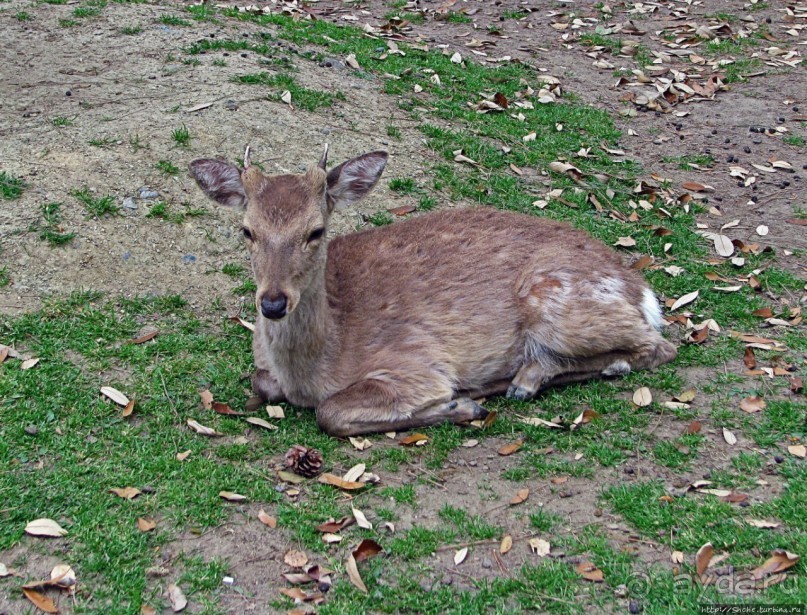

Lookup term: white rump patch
[641,288,664,330]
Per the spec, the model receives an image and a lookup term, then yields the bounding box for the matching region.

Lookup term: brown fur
[190,153,677,436]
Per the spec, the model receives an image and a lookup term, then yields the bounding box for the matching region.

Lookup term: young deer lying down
[190,147,677,437]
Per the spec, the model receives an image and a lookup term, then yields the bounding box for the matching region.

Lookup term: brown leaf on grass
[318,473,365,491]
[752,307,774,318]
[751,550,800,580]
[790,377,804,394]
[721,492,749,503]
[572,409,600,429]
[670,290,699,312]
[713,235,734,257]
[219,491,247,502]
[22,588,58,614]
[199,390,213,410]
[785,218,807,226]
[529,538,551,557]
[110,487,142,500]
[682,181,713,192]
[346,553,367,593]
[176,450,191,461]
[141,606,157,615]
[400,433,429,446]
[122,398,135,418]
[245,417,277,430]
[258,510,277,528]
[21,358,40,370]
[695,543,714,576]
[212,401,242,416]
[317,517,354,533]
[631,255,654,270]
[510,488,529,505]
[353,538,383,563]
[0,346,8,363]
[575,561,604,582]
[674,389,697,403]
[498,439,524,456]
[137,518,156,532]
[229,316,255,332]
[723,428,737,445]
[132,330,158,344]
[683,420,702,435]
[454,547,469,565]
[686,327,709,344]
[740,396,766,413]
[277,470,306,484]
[493,92,509,108]
[743,347,757,369]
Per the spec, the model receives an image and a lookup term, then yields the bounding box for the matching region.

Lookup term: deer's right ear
[189,159,246,208]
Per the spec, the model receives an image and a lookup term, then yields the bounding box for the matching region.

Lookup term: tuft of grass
[73,5,101,18]
[70,186,119,217]
[59,18,78,27]
[783,134,805,147]
[367,211,394,227]
[16,11,32,20]
[146,201,205,224]
[51,116,74,127]
[156,160,180,176]
[213,58,227,67]
[89,136,117,148]
[662,153,715,169]
[389,177,416,194]
[159,14,190,26]
[120,25,142,35]
[386,125,402,139]
[171,125,191,147]
[235,72,345,112]
[443,11,472,24]
[0,266,10,287]
[0,171,26,200]
[32,202,76,246]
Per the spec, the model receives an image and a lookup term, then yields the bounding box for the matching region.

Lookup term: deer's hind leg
[316,372,487,437]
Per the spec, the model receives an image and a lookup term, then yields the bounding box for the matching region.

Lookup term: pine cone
[285,445,323,478]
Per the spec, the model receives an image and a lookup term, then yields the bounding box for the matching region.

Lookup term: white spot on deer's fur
[591,277,625,303]
[602,360,631,377]
[641,288,664,330]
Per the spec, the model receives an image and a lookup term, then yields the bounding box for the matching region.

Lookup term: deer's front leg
[252,368,285,403]
[316,379,487,437]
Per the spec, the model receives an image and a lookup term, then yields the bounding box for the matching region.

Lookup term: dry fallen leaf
[21,358,39,370]
[454,547,468,565]
[258,510,277,528]
[168,583,187,612]
[122,398,135,418]
[695,543,714,576]
[343,463,366,483]
[614,236,636,248]
[352,507,373,530]
[176,450,191,461]
[671,551,684,564]
[498,439,524,456]
[751,550,800,580]
[683,420,702,435]
[746,519,781,529]
[520,417,562,428]
[353,538,383,563]
[49,564,76,589]
[318,473,365,491]
[348,436,372,451]
[346,553,367,593]
[670,290,699,312]
[199,390,213,410]
[633,387,653,407]
[212,401,242,416]
[500,535,513,555]
[100,386,129,407]
[141,606,156,615]
[284,550,308,568]
[245,416,277,430]
[788,444,806,459]
[575,561,604,582]
[110,487,142,500]
[137,518,156,532]
[219,491,247,502]
[187,419,221,437]
[22,588,58,614]
[0,563,10,577]
[528,538,550,557]
[722,428,737,446]
[400,433,429,446]
[740,396,766,413]
[510,488,529,505]
[317,517,354,533]
[714,234,734,257]
[25,519,68,538]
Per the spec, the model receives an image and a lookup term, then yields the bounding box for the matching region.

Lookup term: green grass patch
[70,186,119,217]
[159,14,190,26]
[235,72,345,111]
[145,201,206,224]
[0,171,25,200]
[171,124,191,147]
[30,202,76,246]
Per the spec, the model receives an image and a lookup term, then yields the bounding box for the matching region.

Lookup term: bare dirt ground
[0,0,804,613]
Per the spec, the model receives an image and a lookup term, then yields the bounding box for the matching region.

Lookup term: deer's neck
[262,260,335,406]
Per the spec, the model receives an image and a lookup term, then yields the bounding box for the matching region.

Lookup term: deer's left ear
[189,159,246,208]
[325,151,388,212]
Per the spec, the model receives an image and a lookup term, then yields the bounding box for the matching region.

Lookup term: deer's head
[190,146,388,320]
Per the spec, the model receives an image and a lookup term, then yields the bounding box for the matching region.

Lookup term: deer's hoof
[506,384,533,401]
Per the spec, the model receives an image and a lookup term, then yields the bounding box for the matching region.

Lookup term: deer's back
[324,207,648,389]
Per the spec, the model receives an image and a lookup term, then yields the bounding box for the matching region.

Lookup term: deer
[189,146,677,437]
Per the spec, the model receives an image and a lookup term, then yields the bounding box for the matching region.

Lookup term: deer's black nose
[260,294,287,320]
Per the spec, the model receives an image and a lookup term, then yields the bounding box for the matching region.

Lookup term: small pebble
[123,197,137,210]
[629,600,641,614]
[774,455,784,463]
[481,558,492,569]
[743,146,751,154]
[25,425,38,436]
[182,255,197,264]
[138,187,159,199]
[225,100,238,111]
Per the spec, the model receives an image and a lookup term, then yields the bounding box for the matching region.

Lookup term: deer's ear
[189,159,246,208]
[325,151,388,212]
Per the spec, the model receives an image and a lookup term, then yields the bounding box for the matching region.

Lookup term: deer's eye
[242,227,253,241]
[307,227,325,243]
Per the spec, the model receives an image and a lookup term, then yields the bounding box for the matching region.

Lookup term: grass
[145,201,205,224]
[159,14,190,26]
[120,25,142,35]
[51,116,74,127]
[70,186,119,217]
[16,11,32,20]
[783,134,805,147]
[234,72,345,112]
[171,125,191,147]
[662,153,715,169]
[0,267,10,287]
[2,6,805,614]
[89,136,118,148]
[31,202,76,246]
[0,171,25,200]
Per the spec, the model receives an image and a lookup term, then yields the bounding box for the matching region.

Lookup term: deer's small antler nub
[318,143,329,171]
[244,145,252,169]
